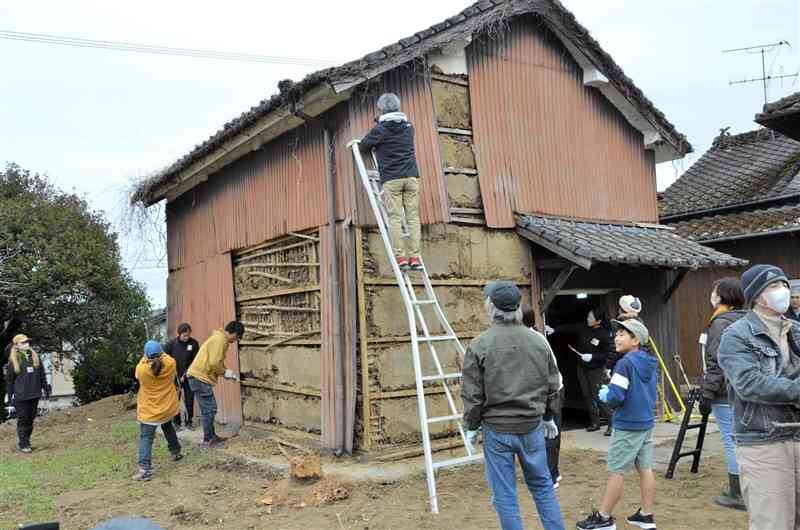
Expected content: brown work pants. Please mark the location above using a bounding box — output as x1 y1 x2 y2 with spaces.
737 439 800 529
382 177 420 258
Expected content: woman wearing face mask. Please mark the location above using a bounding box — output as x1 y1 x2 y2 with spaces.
576 307 613 432
698 278 746 510
718 265 800 530
3 334 49 453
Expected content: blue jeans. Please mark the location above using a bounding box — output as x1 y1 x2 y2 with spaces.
138 421 181 470
483 426 566 530
188 377 217 441
712 403 739 475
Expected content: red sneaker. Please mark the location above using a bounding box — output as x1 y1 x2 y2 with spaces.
396 256 409 270
408 256 423 270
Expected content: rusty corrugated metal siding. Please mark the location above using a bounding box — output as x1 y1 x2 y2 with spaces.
166 121 328 271
166 252 242 426
468 18 658 228
346 63 449 226
674 233 799 378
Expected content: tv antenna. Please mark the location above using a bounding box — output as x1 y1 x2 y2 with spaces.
723 41 798 104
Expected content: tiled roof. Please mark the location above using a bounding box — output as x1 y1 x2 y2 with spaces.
134 0 691 204
668 203 800 243
757 91 800 121
659 128 800 219
516 215 747 269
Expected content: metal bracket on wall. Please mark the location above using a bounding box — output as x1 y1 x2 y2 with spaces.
541 265 578 314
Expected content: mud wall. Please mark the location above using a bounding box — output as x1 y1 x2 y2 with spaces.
358 224 531 447
234 231 324 433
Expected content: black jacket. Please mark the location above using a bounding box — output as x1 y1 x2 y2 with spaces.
581 325 613 370
360 118 420 183
5 353 47 402
787 308 800 324
163 337 200 378
702 309 746 402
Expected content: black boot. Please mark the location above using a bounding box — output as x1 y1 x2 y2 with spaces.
714 473 746 511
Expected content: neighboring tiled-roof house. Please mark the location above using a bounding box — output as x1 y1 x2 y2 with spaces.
661 106 800 379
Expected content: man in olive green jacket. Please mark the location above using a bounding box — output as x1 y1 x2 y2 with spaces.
187 321 244 447
462 281 564 530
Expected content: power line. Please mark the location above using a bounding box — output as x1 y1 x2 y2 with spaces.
0 30 335 67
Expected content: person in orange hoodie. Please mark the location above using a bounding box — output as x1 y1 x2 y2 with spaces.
133 340 183 481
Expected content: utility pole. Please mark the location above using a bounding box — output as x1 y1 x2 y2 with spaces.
723 41 798 105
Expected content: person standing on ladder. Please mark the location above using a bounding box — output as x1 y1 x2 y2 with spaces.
697 277 746 511
462 281 564 530
718 265 800 530
359 93 422 271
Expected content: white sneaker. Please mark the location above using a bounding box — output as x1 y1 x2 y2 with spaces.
553 481 560 490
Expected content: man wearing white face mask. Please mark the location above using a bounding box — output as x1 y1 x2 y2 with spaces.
718 264 800 530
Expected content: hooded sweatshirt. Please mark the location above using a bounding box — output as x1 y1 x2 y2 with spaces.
605 349 658 431
360 112 420 183
135 354 179 424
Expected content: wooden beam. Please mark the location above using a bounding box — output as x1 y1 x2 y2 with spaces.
450 216 486 225
236 285 320 303
237 262 320 268
240 305 319 313
662 269 689 303
248 271 293 283
366 332 481 344
364 278 527 287
541 265 578 314
288 231 320 242
374 387 448 400
443 167 478 175
430 73 470 86
530 253 545 332
437 126 473 136
449 207 484 215
262 329 321 351
236 240 313 262
516 227 593 270
241 380 321 398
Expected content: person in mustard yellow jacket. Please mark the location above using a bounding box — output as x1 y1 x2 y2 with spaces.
133 340 183 481
187 321 245 447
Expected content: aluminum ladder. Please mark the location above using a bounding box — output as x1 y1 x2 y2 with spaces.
349 140 483 514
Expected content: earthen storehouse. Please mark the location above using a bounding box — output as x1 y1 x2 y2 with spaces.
134 0 745 453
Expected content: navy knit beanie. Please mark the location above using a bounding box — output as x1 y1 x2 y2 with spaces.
741 264 789 307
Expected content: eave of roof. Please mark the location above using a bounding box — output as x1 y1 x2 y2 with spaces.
133 0 691 206
667 203 800 244
516 214 748 270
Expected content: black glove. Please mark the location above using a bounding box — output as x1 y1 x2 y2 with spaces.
43 384 52 399
698 397 713 417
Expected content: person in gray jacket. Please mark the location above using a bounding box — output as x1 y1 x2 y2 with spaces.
462 281 564 530
698 277 746 510
718 264 800 530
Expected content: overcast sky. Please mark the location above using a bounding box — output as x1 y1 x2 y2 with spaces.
2 0 798 308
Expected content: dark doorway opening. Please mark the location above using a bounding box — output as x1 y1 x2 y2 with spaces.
545 291 617 431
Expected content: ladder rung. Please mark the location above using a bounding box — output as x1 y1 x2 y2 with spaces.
367 170 380 179
427 414 461 424
417 335 456 343
432 454 484 470
412 300 436 305
685 423 704 430
421 372 462 382
678 450 701 458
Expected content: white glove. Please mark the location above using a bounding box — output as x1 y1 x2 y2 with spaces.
465 429 480 451
544 325 555 336
542 419 559 440
223 369 238 380
604 369 611 379
579 353 593 363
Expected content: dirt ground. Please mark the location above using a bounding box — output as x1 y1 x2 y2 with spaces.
0 396 749 530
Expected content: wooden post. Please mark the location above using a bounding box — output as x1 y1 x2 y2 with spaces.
324 127 346 453
355 225 372 449
529 249 545 331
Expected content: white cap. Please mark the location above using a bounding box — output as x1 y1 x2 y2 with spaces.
619 294 642 315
